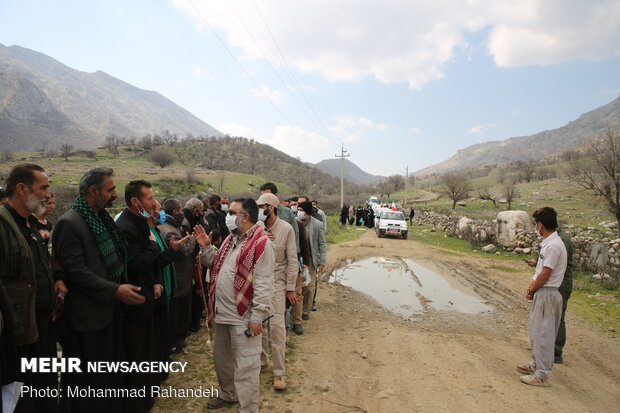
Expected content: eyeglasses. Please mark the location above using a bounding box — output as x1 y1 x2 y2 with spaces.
228 210 248 216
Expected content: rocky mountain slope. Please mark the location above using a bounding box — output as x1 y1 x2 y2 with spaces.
315 158 384 185
0 44 222 151
416 94 620 176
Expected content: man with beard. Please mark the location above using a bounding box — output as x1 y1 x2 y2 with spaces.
256 193 297 390
259 183 300 254
206 198 274 412
33 192 55 246
115 180 164 413
0 163 62 413
158 198 216 353
52 168 145 413
205 194 230 240
296 201 327 322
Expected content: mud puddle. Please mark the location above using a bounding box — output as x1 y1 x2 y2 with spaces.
329 256 493 318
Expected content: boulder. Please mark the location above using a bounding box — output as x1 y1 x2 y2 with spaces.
590 242 609 270
458 216 474 233
496 211 534 249
457 201 467 207
482 244 497 254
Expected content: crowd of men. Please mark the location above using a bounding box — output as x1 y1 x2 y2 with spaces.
0 164 327 413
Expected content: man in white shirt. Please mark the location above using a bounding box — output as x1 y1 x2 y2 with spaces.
517 207 566 387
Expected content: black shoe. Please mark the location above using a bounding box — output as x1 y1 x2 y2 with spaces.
293 324 304 335
302 314 310 321
207 396 237 409
554 355 563 364
311 304 318 311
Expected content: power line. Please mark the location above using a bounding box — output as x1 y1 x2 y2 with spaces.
226 0 331 142
187 0 296 128
250 0 336 144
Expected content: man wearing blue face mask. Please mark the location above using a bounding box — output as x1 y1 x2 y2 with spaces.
116 180 172 412
147 199 189 370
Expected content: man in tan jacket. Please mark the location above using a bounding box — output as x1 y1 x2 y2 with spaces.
256 193 298 390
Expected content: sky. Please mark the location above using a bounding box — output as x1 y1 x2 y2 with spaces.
1 0 620 176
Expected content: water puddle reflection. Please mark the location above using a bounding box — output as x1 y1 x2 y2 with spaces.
329 257 493 317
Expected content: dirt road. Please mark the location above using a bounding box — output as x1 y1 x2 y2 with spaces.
154 230 619 413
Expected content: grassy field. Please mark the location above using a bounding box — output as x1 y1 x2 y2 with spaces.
411 224 536 261
570 271 620 333
325 215 368 245
0 148 291 204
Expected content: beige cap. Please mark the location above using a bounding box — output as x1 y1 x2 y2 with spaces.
256 192 280 207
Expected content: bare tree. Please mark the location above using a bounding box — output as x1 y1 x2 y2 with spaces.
60 143 74 161
104 135 120 157
85 151 98 162
162 129 178 145
478 186 499 208
150 149 175 168
517 160 536 183
185 169 198 185
217 171 226 192
1 151 14 163
502 176 519 209
139 135 153 151
566 129 620 234
36 140 48 155
442 173 471 209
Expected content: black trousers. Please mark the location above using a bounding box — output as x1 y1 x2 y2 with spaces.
60 307 124 413
15 310 59 413
123 316 158 413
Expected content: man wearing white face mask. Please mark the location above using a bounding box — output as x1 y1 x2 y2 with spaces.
517 207 566 387
207 197 274 412
296 201 327 321
256 193 297 390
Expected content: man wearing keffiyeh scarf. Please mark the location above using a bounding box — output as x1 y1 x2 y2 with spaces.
206 197 274 413
52 168 145 413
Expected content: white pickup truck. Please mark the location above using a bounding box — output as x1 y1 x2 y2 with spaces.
375 210 408 239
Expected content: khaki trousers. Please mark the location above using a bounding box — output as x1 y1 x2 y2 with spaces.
261 289 287 376
213 323 262 413
293 274 303 325
302 267 316 316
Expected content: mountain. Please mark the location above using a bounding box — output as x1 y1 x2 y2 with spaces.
0 44 222 151
416 94 620 176
315 158 384 185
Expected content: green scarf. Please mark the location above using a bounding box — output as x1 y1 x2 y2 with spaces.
149 226 176 305
72 195 128 282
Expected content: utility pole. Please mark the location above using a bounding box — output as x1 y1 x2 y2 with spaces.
404 165 408 208
335 144 350 209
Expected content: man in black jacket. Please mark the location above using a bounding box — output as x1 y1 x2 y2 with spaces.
52 167 145 413
115 180 164 413
0 164 61 413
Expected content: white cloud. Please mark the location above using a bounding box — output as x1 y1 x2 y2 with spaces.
216 122 329 162
217 122 262 139
192 66 214 80
410 127 422 134
327 114 388 143
250 85 286 105
172 0 620 89
269 125 330 161
468 124 487 135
